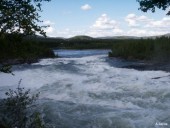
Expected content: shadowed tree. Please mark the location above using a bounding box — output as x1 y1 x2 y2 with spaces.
0 0 53 73
137 0 170 15
0 1 53 126
0 0 51 38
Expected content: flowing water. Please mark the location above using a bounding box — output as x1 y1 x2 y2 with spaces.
0 49 170 128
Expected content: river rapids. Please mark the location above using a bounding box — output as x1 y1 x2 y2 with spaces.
0 50 170 128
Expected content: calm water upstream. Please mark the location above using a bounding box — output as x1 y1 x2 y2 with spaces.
0 49 170 128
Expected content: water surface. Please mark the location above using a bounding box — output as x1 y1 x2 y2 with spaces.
0 49 170 128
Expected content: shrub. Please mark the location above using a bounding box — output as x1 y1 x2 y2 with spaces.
0 80 45 128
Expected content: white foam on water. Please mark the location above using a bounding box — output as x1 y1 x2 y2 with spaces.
1 53 170 127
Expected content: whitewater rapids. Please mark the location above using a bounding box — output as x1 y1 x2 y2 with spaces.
0 50 170 128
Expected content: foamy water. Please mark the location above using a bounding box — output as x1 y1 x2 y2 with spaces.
0 50 170 128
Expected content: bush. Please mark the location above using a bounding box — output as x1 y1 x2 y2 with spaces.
0 80 45 128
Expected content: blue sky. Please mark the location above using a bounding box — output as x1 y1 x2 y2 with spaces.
40 0 170 37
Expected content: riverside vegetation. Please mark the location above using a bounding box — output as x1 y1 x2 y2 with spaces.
0 36 55 65
0 80 45 128
109 37 170 63
25 35 170 64
1 35 170 65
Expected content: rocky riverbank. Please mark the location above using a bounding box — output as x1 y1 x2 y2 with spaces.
122 61 170 72
0 58 39 65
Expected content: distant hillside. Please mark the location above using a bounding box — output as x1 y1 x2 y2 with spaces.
22 33 170 50
96 36 140 40
163 33 170 37
96 34 170 40
69 35 94 40
25 33 170 41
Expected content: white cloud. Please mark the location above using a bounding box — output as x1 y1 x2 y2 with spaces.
45 26 55 34
81 4 92 11
87 29 123 37
44 14 170 38
124 13 170 36
54 28 87 38
89 13 170 37
87 14 123 37
42 20 56 37
125 13 152 27
138 15 149 21
127 29 147 36
92 14 118 30
125 14 139 27
127 28 168 37
145 17 170 30
43 20 55 25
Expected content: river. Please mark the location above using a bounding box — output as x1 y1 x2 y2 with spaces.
0 49 170 128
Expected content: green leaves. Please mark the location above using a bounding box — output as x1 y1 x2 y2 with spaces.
137 0 170 15
0 80 44 128
0 0 51 37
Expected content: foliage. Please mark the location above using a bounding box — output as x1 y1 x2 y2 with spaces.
30 36 122 49
0 0 51 38
109 37 170 62
0 65 13 74
137 0 170 15
0 0 53 73
0 80 45 128
0 37 55 65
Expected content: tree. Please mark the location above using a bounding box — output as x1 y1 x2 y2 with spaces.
0 0 51 38
137 0 170 15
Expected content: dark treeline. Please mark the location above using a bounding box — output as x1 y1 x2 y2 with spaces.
109 37 170 63
62 38 116 49
26 35 123 49
21 35 170 64
0 36 55 65
27 35 170 59
1 34 170 65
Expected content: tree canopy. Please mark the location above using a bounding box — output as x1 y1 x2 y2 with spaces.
137 0 170 15
0 0 51 37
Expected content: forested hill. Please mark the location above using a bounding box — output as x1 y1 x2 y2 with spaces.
23 34 170 50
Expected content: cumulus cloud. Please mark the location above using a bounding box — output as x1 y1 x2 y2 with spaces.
92 14 118 30
87 14 123 37
89 13 170 37
125 13 152 27
124 13 170 36
44 14 170 38
81 4 92 11
145 17 170 30
125 14 139 27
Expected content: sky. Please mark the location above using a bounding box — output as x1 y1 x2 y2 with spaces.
40 0 170 38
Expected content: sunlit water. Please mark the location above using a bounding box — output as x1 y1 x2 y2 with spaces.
0 50 170 128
